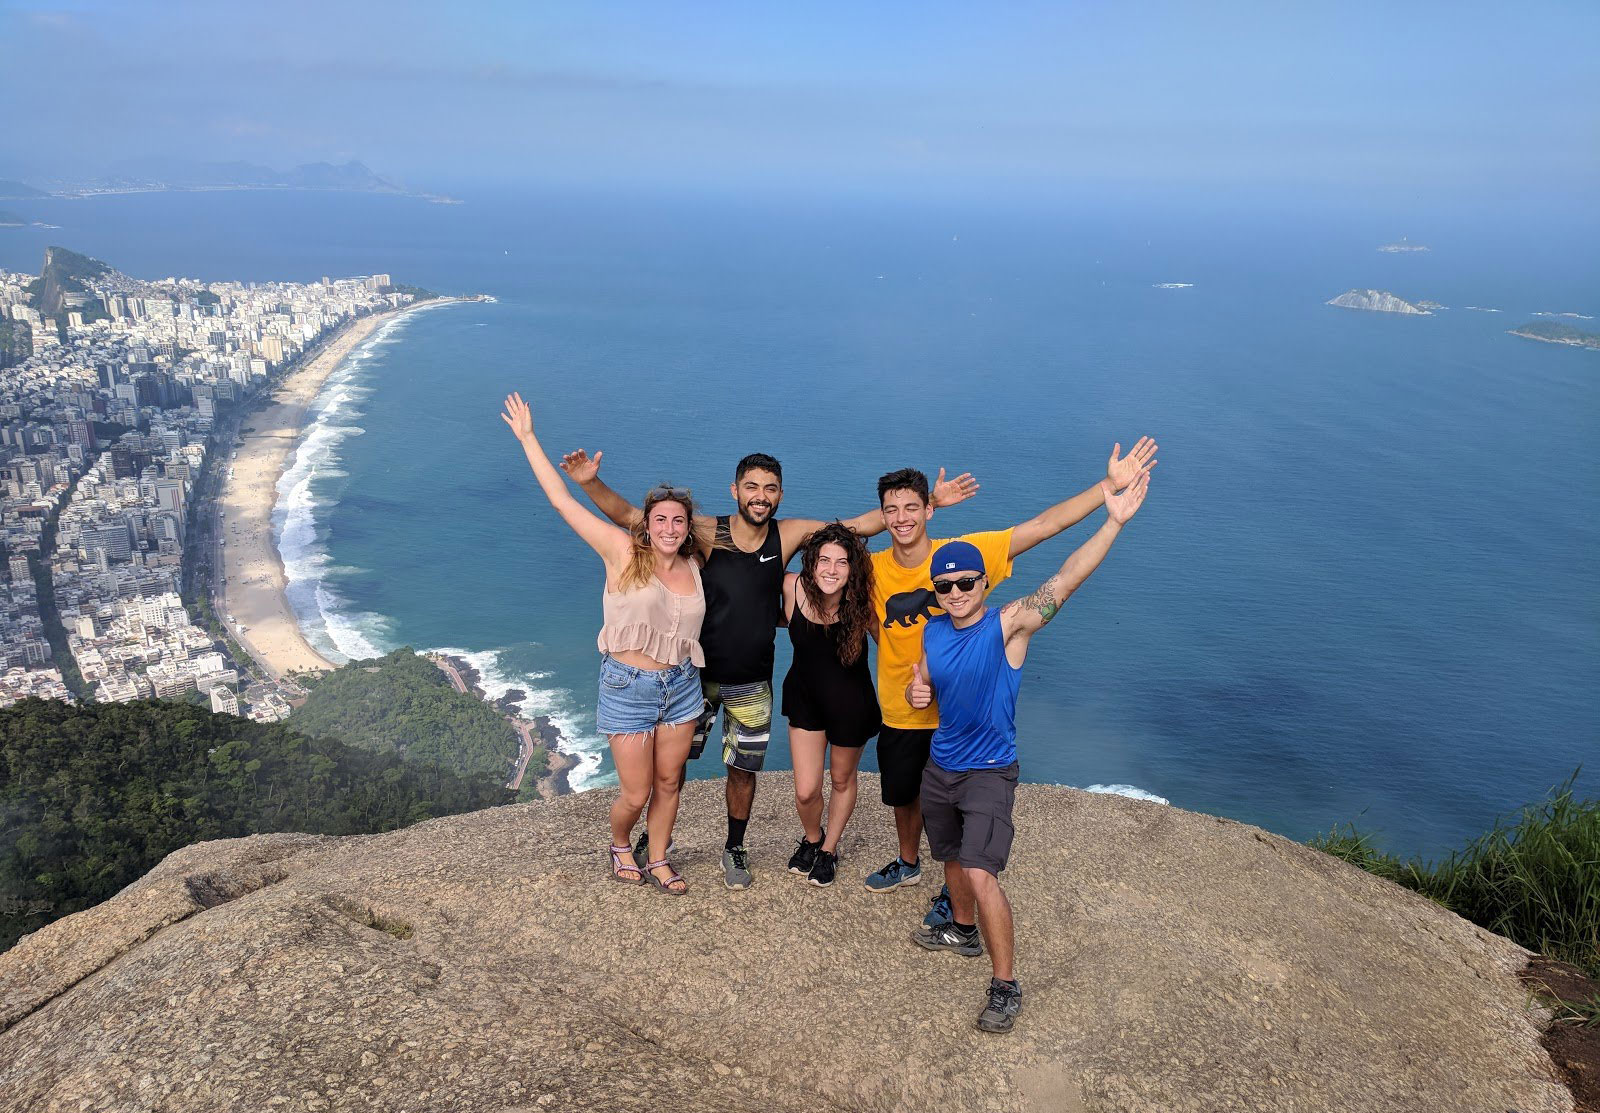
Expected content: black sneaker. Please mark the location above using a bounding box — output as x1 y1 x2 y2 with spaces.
976 978 1023 1033
787 835 821 875
910 921 983 957
807 849 837 887
633 829 677 865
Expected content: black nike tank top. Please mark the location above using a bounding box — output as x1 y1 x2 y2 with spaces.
700 515 785 683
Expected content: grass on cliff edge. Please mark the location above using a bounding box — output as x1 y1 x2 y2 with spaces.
1311 772 1599 978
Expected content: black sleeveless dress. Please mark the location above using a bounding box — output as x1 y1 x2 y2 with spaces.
781 605 882 747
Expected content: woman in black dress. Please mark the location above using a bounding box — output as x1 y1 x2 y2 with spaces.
781 522 881 886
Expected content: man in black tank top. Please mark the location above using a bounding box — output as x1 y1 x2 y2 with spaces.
563 448 976 888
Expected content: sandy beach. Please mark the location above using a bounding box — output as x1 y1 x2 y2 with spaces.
216 299 458 682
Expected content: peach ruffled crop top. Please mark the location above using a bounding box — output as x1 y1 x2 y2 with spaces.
596 562 706 667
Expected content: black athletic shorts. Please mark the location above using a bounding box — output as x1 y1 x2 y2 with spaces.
921 760 1020 876
877 726 934 807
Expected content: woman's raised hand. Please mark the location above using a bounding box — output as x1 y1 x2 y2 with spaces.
501 392 535 440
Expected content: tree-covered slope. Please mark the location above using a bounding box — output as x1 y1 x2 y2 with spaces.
290 648 521 780
0 698 511 950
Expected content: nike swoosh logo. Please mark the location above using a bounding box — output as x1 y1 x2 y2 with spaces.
759 555 778 562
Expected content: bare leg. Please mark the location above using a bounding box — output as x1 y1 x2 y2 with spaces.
821 744 863 854
893 799 924 865
726 766 757 824
944 859 976 924
644 720 695 891
965 866 1015 982
789 727 828 843
607 731 654 873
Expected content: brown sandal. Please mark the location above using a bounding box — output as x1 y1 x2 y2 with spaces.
645 858 688 895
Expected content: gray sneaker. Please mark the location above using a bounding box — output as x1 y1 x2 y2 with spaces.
721 845 752 889
911 921 983 956
976 979 1023 1033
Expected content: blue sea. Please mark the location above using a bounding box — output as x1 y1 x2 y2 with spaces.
2 186 1595 860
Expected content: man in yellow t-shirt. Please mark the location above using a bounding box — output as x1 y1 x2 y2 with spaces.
863 439 1158 903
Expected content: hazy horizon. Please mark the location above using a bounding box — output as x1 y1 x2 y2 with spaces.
2 1 1596 206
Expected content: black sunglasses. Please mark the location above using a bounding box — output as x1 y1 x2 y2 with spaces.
932 575 984 594
648 484 692 501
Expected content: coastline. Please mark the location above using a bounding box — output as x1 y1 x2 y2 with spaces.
427 652 581 798
214 298 463 683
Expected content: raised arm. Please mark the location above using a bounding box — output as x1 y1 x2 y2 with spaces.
779 467 980 559
561 448 719 554
1008 438 1156 558
558 448 641 528
501 394 631 564
1000 470 1150 652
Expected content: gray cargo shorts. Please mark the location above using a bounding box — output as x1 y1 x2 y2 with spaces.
920 760 1020 876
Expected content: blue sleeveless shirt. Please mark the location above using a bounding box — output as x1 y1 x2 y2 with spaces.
924 608 1022 771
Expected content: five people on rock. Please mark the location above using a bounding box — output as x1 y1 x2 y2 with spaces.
503 390 1156 1032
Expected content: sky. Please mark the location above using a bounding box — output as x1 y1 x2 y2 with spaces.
2 0 1597 201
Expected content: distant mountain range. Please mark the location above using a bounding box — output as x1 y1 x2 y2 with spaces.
0 161 457 204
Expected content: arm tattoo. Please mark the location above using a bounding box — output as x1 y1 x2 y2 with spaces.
1024 579 1061 624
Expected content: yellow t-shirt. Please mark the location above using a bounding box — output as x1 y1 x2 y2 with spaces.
870 529 1014 729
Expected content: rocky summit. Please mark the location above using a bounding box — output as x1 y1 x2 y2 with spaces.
0 776 1575 1112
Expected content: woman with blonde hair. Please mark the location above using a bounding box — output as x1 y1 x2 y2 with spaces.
502 391 704 894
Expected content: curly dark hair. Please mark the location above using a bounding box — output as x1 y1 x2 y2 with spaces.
798 522 875 667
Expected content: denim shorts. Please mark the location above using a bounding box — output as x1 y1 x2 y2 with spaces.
595 655 702 736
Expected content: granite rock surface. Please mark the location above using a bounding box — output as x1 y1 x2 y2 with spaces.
0 775 1573 1112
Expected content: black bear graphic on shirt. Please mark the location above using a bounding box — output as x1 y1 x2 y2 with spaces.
883 588 941 628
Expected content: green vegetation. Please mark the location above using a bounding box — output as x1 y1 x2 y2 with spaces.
1511 321 1600 350
43 246 110 282
290 647 534 780
0 698 511 950
388 284 439 301
0 318 28 369
37 246 112 321
1311 773 1599 976
27 511 89 701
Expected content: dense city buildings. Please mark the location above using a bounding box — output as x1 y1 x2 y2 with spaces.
0 249 414 715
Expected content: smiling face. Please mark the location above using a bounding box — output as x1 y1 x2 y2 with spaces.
809 541 850 598
646 499 691 557
933 569 987 622
732 467 782 528
880 487 933 548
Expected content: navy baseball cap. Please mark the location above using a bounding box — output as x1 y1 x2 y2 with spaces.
930 540 985 579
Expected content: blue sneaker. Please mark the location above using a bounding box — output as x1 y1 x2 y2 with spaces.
922 883 953 928
864 856 922 893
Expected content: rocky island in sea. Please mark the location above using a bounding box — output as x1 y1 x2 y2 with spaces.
1326 288 1433 315
1509 320 1600 351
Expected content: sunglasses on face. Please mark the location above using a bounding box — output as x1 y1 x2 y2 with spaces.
932 576 984 594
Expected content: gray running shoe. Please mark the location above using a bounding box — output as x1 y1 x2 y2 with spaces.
911 921 983 957
722 845 752 889
976 979 1023 1033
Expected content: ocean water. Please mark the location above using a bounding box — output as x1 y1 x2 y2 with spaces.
1 187 1595 859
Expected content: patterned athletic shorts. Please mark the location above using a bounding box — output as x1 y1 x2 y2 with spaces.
689 678 773 772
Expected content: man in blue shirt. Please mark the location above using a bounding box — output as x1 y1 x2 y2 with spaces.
904 466 1151 1034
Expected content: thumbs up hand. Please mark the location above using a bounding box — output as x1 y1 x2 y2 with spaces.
907 661 933 709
